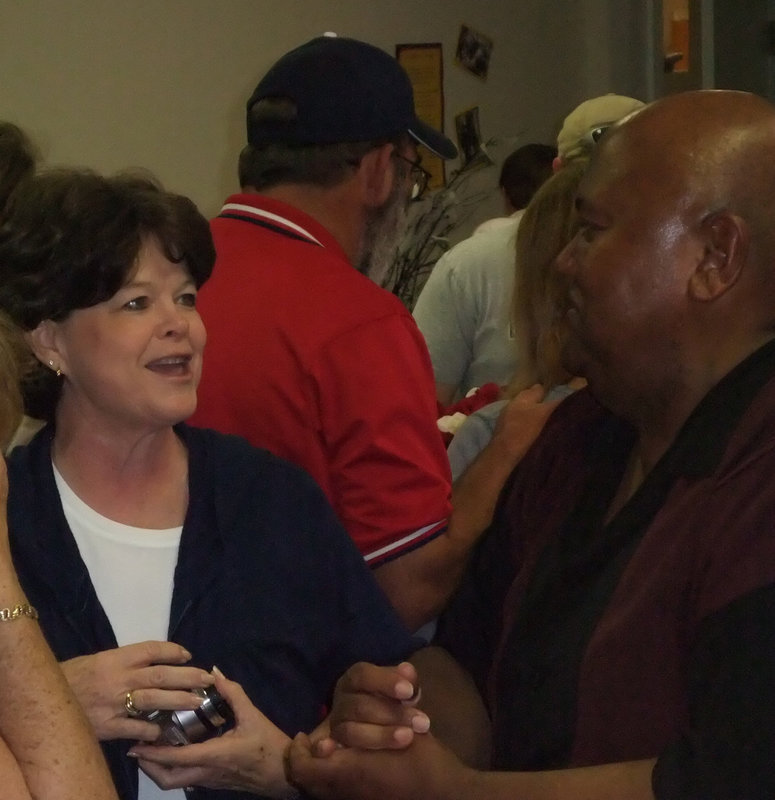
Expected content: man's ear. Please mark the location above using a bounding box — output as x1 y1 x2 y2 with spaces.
689 211 749 302
25 320 64 374
357 143 396 208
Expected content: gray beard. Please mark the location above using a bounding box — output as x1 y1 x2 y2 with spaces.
356 182 409 287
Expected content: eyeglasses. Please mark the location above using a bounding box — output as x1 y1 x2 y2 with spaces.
394 152 432 201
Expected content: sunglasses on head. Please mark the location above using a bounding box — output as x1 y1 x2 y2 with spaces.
582 124 612 148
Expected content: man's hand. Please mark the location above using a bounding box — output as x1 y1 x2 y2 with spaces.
289 730 476 800
129 668 295 798
314 661 430 755
315 648 490 770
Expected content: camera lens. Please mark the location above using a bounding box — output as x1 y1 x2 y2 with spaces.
172 686 233 744
145 686 234 746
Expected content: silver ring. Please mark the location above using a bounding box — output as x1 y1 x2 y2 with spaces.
124 690 142 718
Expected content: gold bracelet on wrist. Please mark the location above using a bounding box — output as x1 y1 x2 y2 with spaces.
0 603 38 622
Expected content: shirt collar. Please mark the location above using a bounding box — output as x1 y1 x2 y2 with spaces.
662 338 775 478
220 192 350 262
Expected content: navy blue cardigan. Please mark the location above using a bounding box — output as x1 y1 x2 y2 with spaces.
8 424 416 800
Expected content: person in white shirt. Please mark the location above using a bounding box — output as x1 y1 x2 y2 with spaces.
413 143 556 405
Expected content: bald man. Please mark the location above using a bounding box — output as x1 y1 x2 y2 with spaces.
286 90 775 799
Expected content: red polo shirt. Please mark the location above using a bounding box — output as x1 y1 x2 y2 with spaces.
190 194 451 566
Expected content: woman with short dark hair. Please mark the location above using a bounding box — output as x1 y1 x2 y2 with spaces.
0 169 418 800
0 122 36 215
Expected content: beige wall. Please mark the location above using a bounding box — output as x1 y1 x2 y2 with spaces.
0 0 653 226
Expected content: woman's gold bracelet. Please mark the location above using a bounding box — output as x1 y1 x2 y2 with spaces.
0 603 38 621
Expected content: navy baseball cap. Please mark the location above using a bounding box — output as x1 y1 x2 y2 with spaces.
246 34 458 160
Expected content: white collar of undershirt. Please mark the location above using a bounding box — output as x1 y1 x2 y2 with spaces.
52 462 182 540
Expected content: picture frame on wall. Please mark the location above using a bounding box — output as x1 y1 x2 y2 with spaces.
454 106 488 168
396 42 447 189
454 24 493 80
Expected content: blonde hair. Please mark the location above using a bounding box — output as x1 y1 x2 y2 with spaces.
508 159 588 395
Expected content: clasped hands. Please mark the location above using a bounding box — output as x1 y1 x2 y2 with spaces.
127 658 448 799
288 660 471 800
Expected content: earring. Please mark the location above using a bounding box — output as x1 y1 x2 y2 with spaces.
48 360 62 378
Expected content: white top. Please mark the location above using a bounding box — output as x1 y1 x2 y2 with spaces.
412 210 523 400
54 465 186 800
473 212 522 236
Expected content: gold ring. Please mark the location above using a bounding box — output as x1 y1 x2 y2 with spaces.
124 690 142 718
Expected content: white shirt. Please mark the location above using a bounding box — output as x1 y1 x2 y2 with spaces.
413 210 523 399
54 465 186 800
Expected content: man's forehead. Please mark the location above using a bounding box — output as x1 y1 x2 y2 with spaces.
575 148 629 207
582 123 669 199
577 164 667 233
576 91 775 225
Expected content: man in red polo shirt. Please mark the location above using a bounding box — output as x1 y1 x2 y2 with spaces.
191 35 514 630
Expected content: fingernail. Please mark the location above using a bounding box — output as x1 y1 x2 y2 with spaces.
393 727 414 746
395 679 414 700
411 712 430 733
127 750 138 758
181 648 192 659
212 664 225 678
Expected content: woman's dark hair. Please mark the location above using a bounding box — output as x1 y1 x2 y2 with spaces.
0 122 37 215
0 168 216 419
0 168 215 328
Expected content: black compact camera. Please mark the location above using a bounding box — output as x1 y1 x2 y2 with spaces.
141 686 234 746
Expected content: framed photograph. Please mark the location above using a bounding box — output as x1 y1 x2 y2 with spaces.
396 42 446 189
454 106 487 168
455 24 493 80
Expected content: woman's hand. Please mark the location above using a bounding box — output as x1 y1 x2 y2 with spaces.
129 668 295 797
492 384 560 462
61 641 214 741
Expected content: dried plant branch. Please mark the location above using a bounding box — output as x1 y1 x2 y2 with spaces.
384 134 522 309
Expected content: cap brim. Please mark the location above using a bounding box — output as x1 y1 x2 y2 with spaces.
408 119 458 160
